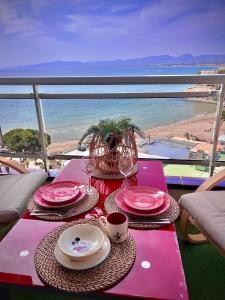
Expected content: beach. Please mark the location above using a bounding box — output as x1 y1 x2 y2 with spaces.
145 113 218 141
47 113 223 155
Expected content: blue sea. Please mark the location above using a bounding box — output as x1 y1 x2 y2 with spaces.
0 65 217 142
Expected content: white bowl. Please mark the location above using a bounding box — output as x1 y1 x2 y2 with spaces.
55 236 111 270
58 224 105 260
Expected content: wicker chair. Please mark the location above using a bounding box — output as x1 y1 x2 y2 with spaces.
0 157 47 224
179 168 225 257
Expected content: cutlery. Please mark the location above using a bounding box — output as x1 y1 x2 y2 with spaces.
128 220 170 225
128 217 170 225
30 212 64 217
128 216 169 221
30 208 76 217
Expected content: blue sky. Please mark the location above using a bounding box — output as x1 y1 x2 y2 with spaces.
0 0 225 67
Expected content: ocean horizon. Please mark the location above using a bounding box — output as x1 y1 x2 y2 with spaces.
0 65 217 143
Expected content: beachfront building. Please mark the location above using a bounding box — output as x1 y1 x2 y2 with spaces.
188 142 222 160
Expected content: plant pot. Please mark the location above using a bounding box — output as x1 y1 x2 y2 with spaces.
90 132 138 174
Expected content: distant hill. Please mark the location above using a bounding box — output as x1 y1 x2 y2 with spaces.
2 54 225 70
123 54 225 65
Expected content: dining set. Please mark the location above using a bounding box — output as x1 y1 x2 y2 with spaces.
0 159 189 299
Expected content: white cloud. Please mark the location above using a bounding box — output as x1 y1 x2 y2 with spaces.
0 0 224 67
0 1 43 36
62 0 225 56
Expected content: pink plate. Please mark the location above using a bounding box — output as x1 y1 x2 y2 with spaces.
115 186 170 216
41 186 80 204
34 181 86 208
124 192 164 211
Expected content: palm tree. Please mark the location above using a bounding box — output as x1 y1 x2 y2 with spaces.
77 117 145 151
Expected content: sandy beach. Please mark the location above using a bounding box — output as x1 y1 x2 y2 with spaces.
47 140 78 154
47 113 224 154
144 113 219 141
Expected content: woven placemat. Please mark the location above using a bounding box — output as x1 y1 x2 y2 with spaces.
104 190 180 229
93 164 138 180
34 218 136 293
27 188 99 221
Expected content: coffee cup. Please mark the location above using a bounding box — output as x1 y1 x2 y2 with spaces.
99 212 128 243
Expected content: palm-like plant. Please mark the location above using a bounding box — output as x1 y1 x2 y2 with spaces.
77 117 145 151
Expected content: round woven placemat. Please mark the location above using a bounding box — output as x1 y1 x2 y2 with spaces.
34 218 136 293
93 164 138 180
27 188 99 221
104 190 180 229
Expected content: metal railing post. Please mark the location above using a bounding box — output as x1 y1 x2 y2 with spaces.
0 126 4 148
32 85 48 171
209 84 225 176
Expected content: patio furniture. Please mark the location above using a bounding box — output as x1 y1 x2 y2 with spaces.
0 157 48 224
180 168 225 257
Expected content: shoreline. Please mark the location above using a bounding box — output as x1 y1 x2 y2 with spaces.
144 113 217 141
47 113 222 154
183 86 217 104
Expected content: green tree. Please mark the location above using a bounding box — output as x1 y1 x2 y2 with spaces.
221 111 225 127
217 69 225 74
3 128 51 154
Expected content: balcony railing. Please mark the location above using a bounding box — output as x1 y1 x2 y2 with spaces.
0 74 225 175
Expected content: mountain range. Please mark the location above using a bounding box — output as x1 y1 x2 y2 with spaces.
2 54 225 70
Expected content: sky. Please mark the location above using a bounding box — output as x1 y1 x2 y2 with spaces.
0 0 225 67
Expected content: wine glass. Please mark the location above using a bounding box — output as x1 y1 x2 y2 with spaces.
81 157 96 194
118 151 134 189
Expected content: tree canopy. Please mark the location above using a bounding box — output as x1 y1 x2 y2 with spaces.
3 128 51 153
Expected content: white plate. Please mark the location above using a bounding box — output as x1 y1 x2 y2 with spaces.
54 236 111 270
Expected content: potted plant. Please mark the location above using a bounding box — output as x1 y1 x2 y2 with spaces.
77 117 145 174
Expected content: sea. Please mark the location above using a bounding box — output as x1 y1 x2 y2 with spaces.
0 65 217 143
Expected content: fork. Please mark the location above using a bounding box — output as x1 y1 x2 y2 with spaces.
30 211 64 217
31 206 76 217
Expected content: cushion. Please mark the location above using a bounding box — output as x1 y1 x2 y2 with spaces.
180 191 225 252
0 171 48 224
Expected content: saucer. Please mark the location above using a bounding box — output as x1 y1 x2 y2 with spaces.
54 236 111 270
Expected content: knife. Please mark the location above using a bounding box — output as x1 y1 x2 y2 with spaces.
128 219 170 224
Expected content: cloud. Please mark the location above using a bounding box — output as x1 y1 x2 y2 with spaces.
29 0 50 15
0 1 43 36
63 0 225 56
0 0 225 67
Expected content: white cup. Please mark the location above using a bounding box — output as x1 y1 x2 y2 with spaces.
99 212 128 243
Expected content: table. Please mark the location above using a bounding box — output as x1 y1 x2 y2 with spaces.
0 160 189 299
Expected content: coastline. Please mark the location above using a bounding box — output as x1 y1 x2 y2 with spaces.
47 113 222 155
183 86 217 104
144 113 217 141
